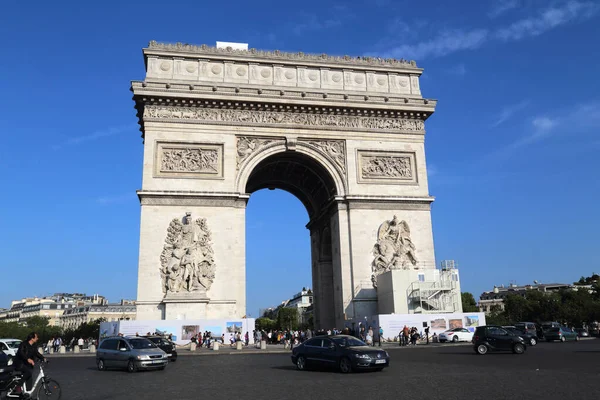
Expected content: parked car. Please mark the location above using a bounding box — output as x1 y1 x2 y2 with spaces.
96 336 168 372
145 336 177 361
503 326 538 346
541 321 561 332
514 322 543 339
574 328 589 338
473 326 527 355
545 327 579 342
291 335 389 373
0 339 21 358
439 328 474 343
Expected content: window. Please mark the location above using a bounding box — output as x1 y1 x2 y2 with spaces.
304 338 321 347
0 343 7 351
452 273 458 282
418 274 425 282
99 339 118 350
118 340 129 350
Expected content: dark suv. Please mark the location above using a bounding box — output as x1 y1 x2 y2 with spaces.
145 336 177 361
473 326 527 355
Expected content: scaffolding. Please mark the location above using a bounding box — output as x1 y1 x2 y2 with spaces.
406 262 460 314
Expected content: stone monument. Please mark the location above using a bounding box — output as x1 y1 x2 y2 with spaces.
131 41 438 328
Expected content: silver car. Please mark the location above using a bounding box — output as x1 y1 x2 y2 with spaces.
96 336 168 372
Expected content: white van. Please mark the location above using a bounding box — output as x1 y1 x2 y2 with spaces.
0 339 22 357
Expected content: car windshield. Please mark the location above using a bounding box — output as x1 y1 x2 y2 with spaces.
128 338 157 349
6 341 21 349
331 337 367 347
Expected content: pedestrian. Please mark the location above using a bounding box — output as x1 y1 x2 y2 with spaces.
425 326 430 345
378 326 384 347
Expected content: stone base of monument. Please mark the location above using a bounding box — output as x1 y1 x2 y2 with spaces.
89 344 96 354
190 342 197 351
260 340 267 350
74 345 80 353
236 341 243 350
59 346 66 354
213 342 219 351
162 292 210 320
38 347 44 355
48 348 54 354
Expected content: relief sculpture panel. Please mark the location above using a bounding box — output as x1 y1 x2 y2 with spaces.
236 136 280 170
371 216 418 287
303 139 346 174
155 142 223 179
160 213 216 296
357 150 417 184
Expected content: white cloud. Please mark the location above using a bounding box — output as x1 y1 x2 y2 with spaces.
532 116 558 131
491 100 530 127
52 123 137 150
381 29 489 60
495 1 599 41
489 0 520 18
374 1 599 60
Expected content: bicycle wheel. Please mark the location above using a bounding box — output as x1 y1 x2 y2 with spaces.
37 379 62 400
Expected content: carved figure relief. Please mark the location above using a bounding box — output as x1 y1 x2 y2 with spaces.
358 151 417 184
304 140 346 174
371 216 418 287
145 106 425 133
236 136 277 170
160 213 216 295
161 148 219 173
362 155 412 179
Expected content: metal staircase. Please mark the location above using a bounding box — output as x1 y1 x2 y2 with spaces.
406 278 458 313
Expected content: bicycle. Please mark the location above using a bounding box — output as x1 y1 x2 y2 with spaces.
4 360 61 399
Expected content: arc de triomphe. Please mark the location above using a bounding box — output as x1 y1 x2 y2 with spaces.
132 41 437 329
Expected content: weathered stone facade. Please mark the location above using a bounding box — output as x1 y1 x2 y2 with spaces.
132 42 437 328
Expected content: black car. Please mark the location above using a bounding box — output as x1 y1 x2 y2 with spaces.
145 336 177 361
473 326 527 355
503 326 538 346
291 335 389 373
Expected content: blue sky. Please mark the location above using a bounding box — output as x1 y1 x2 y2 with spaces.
1 0 599 317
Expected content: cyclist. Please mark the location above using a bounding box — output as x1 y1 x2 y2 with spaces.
14 332 46 393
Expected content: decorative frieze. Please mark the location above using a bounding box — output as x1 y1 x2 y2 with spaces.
357 150 417 184
155 141 223 179
236 136 281 170
144 106 425 134
303 140 346 174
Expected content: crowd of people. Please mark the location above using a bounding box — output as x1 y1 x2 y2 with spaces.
43 336 96 353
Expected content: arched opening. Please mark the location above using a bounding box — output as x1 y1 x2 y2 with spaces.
244 151 339 330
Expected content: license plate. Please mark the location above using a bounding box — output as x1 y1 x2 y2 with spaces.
167 354 172 356
375 359 386 364
153 360 164 364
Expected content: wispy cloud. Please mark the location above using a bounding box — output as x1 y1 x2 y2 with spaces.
381 29 489 59
446 63 467 76
52 123 137 150
491 100 530 127
495 1 599 41
291 7 353 36
488 0 520 18
96 193 136 205
376 1 599 60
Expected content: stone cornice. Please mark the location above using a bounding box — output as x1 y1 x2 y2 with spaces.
131 81 436 113
137 190 249 207
147 41 419 71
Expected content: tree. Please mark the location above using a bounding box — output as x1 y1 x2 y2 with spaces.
461 292 479 312
255 317 276 331
276 308 299 331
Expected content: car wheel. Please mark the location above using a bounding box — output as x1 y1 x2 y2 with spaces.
296 355 306 371
339 357 353 373
513 343 525 354
476 344 488 355
530 338 537 346
127 360 137 373
560 336 566 342
97 359 105 371
452 336 459 343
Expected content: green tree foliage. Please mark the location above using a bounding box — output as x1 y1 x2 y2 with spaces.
276 308 299 331
255 317 276 331
461 292 479 312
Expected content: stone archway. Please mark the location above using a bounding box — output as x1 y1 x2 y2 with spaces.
132 41 439 329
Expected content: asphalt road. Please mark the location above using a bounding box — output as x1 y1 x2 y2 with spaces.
42 339 599 400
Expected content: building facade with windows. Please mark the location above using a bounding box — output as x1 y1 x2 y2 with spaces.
60 302 137 330
478 282 575 314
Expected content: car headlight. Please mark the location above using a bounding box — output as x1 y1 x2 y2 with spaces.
354 354 370 359
136 355 151 360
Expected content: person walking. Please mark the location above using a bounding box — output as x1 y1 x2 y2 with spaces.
425 326 430 345
378 327 384 347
